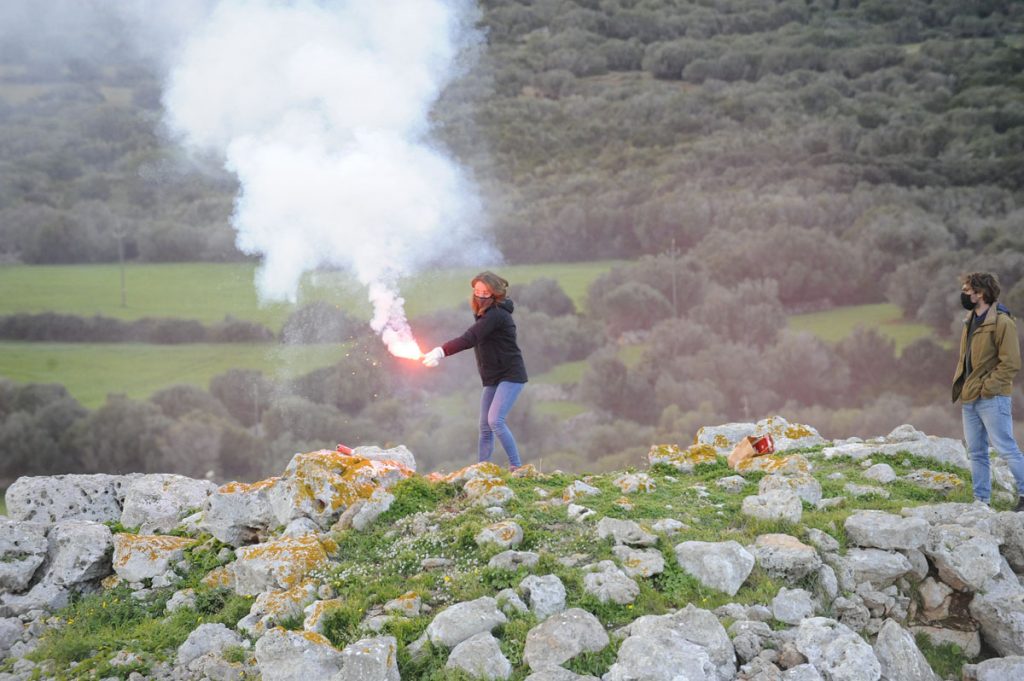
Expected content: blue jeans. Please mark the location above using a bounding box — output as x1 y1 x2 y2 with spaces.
479 381 524 468
963 395 1024 502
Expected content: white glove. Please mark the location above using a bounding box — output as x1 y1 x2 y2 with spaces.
422 346 444 367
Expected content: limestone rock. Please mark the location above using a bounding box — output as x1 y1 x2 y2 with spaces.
750 534 821 582
177 623 243 667
675 540 754 596
112 533 193 583
5 474 135 524
772 587 817 625
230 535 331 596
426 597 507 648
596 517 657 547
923 524 1003 591
618 605 735 681
795 617 881 681
967 656 1024 681
612 472 655 494
335 635 400 681
822 426 967 468
844 511 929 551
351 444 417 471
254 628 344 681
475 521 524 550
969 586 1024 656
863 464 896 484
445 632 511 680
759 473 822 506
465 478 515 507
562 480 600 503
523 608 609 670
612 545 665 578
582 560 639 604
520 574 566 621
842 548 913 588
488 550 539 570
648 443 718 473
200 478 277 547
42 519 113 587
872 619 939 681
741 489 802 524
0 520 48 592
120 474 216 534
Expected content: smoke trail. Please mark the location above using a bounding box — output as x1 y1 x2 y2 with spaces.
162 0 494 354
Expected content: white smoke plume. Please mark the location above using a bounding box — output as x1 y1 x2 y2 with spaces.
161 0 495 356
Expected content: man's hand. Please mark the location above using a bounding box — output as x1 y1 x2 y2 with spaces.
422 347 444 367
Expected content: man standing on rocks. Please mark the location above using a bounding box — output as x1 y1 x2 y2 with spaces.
952 272 1024 511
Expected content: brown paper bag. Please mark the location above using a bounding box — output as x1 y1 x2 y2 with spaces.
727 436 757 470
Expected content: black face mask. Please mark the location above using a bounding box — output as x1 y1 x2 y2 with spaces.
961 292 976 311
475 296 493 305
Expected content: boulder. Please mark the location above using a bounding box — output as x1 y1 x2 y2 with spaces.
519 574 566 621
675 540 755 596
200 478 277 547
112 533 193 583
969 586 1024 656
0 520 48 592
741 489 802 524
750 534 821 582
772 587 816 625
759 473 822 506
465 478 515 507
967 656 1024 681
582 560 639 605
844 511 929 551
863 464 897 484
842 548 913 588
795 617 880 681
596 517 657 547
648 443 719 473
822 426 967 468
872 619 939 681
426 597 507 648
336 635 400 681
923 525 1003 591
619 605 735 681
42 519 113 586
237 581 318 637
177 623 243 667
475 521 524 549
254 628 344 681
523 608 609 670
488 550 539 571
351 444 417 471
120 474 216 534
230 535 331 596
5 474 135 524
612 545 665 578
445 632 511 680
612 472 655 494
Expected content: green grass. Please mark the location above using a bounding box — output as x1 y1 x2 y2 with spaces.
0 261 619 330
0 341 349 408
787 303 937 354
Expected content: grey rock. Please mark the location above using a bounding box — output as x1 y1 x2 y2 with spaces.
910 625 981 658
200 481 276 547
523 608 609 670
750 534 821 582
611 545 665 578
759 473 822 506
923 524 1002 591
582 561 639 605
43 520 113 587
166 588 197 614
445 632 511 680
872 619 939 681
863 464 896 484
496 588 528 615
804 529 840 554
816 564 839 603
619 605 735 681
335 635 400 681
567 504 596 522
969 656 1024 681
741 490 802 524
254 627 344 681
6 474 134 524
781 665 822 680
351 444 417 471
0 521 48 592
475 521 523 550
842 548 912 587
281 517 320 537
177 623 242 667
771 588 816 625
520 574 566 621
524 669 600 681
969 585 1024 656
843 483 890 499
488 550 540 571
120 474 216 534
844 511 928 551
426 597 507 648
675 540 755 596
596 517 657 547
0 580 70 617
0 617 23 657
716 476 748 494
795 617 880 681
989 511 1024 573
603 626 716 681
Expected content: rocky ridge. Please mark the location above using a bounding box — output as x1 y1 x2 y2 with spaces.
2 418 1024 680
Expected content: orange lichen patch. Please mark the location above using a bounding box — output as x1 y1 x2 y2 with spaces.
298 629 334 646
615 496 634 509
303 596 348 632
258 580 319 618
442 462 506 485
202 566 235 589
464 477 510 497
101 575 122 590
219 477 278 494
649 443 719 471
907 470 964 491
236 535 330 590
511 464 539 478
736 455 810 475
760 416 816 440
280 450 412 517
113 533 195 568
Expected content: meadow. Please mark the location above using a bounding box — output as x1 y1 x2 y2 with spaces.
0 263 937 409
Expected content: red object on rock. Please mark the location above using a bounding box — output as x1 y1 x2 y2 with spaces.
751 433 774 455
336 443 353 455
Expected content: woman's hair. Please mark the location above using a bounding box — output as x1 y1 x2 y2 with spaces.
962 272 1001 304
471 271 509 315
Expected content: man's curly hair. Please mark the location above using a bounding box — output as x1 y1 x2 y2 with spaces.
962 272 1001 305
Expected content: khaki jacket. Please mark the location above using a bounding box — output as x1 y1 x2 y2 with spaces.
952 305 1021 403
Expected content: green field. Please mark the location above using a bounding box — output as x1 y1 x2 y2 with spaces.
787 303 937 354
0 341 349 408
0 261 619 329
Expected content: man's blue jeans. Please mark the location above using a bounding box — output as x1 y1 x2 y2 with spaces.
479 381 524 468
963 394 1024 502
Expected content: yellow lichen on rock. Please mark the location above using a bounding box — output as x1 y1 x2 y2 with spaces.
113 533 195 568
648 442 719 472
736 455 810 475
202 566 235 589
235 535 330 590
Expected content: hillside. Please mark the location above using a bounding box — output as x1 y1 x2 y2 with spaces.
2 417 1023 680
